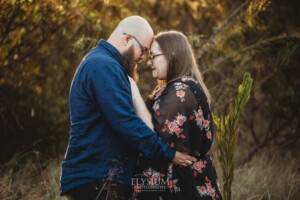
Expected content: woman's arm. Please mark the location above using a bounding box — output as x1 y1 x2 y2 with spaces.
129 76 154 130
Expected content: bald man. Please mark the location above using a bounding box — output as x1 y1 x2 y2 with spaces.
60 16 196 200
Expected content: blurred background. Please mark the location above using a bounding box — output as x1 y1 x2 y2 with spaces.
1 0 300 199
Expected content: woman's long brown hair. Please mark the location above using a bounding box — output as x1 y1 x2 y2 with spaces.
154 30 211 103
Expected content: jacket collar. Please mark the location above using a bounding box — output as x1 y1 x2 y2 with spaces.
97 39 123 65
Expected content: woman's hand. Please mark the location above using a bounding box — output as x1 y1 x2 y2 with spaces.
172 151 197 167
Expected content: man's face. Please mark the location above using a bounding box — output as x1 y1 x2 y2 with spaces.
127 33 150 63
122 33 153 81
123 32 152 62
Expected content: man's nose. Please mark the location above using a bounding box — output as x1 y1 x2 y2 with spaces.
135 55 143 64
140 54 147 62
147 59 152 67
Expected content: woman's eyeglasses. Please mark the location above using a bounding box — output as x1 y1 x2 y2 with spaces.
148 53 164 61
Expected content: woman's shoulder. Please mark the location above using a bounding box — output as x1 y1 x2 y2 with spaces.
149 77 199 100
168 76 199 90
160 77 200 102
169 76 198 84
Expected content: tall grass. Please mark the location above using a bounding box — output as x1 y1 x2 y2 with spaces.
0 151 66 200
232 151 300 200
0 150 299 199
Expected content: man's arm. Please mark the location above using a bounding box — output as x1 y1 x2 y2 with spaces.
91 64 196 165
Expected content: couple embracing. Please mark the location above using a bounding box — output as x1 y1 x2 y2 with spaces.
61 16 222 200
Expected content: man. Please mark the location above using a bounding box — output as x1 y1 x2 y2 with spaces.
61 16 196 200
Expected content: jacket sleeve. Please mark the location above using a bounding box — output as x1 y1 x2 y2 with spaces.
90 63 175 161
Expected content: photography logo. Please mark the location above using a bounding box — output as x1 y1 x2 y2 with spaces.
131 168 180 193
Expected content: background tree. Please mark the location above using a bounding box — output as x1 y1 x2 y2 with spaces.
196 0 300 164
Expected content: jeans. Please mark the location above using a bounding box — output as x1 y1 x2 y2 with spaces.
64 180 132 200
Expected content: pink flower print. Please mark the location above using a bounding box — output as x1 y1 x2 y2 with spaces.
198 108 203 116
195 108 203 123
206 183 212 190
205 176 209 182
206 130 212 140
167 179 178 189
134 184 143 193
194 171 197 177
196 114 202 122
162 125 167 133
198 186 207 196
209 188 216 198
200 186 206 193
167 121 178 134
193 160 206 172
176 90 185 98
153 102 160 113
190 115 195 120
176 114 186 126
183 83 189 89
170 142 174 148
174 127 181 135
155 110 161 116
168 164 173 173
203 119 210 128
179 134 186 139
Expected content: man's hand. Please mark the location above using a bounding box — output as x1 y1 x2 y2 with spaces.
172 151 197 167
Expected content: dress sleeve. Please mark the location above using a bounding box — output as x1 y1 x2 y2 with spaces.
152 82 199 154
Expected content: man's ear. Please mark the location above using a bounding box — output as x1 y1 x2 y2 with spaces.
123 34 133 47
119 33 133 54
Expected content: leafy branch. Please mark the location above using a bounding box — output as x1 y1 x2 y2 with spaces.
213 72 253 200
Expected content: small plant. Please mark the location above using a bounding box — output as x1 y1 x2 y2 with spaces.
214 72 253 200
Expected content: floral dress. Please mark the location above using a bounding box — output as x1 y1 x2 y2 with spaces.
132 77 222 200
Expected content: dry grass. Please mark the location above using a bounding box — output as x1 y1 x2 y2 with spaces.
0 150 299 200
0 151 67 200
231 152 300 200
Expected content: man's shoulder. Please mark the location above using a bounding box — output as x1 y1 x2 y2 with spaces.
86 49 121 67
81 49 123 76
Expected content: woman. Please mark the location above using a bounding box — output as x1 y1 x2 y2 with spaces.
130 31 222 200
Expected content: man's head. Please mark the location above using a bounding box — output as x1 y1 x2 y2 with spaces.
108 16 154 81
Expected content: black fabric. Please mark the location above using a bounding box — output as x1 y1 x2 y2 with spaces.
174 79 215 160
133 77 222 200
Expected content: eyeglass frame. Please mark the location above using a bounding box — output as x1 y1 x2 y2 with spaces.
123 32 149 56
148 53 164 61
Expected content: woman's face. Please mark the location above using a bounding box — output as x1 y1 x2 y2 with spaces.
147 40 168 80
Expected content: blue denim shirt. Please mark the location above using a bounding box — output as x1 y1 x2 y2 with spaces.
60 40 175 194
